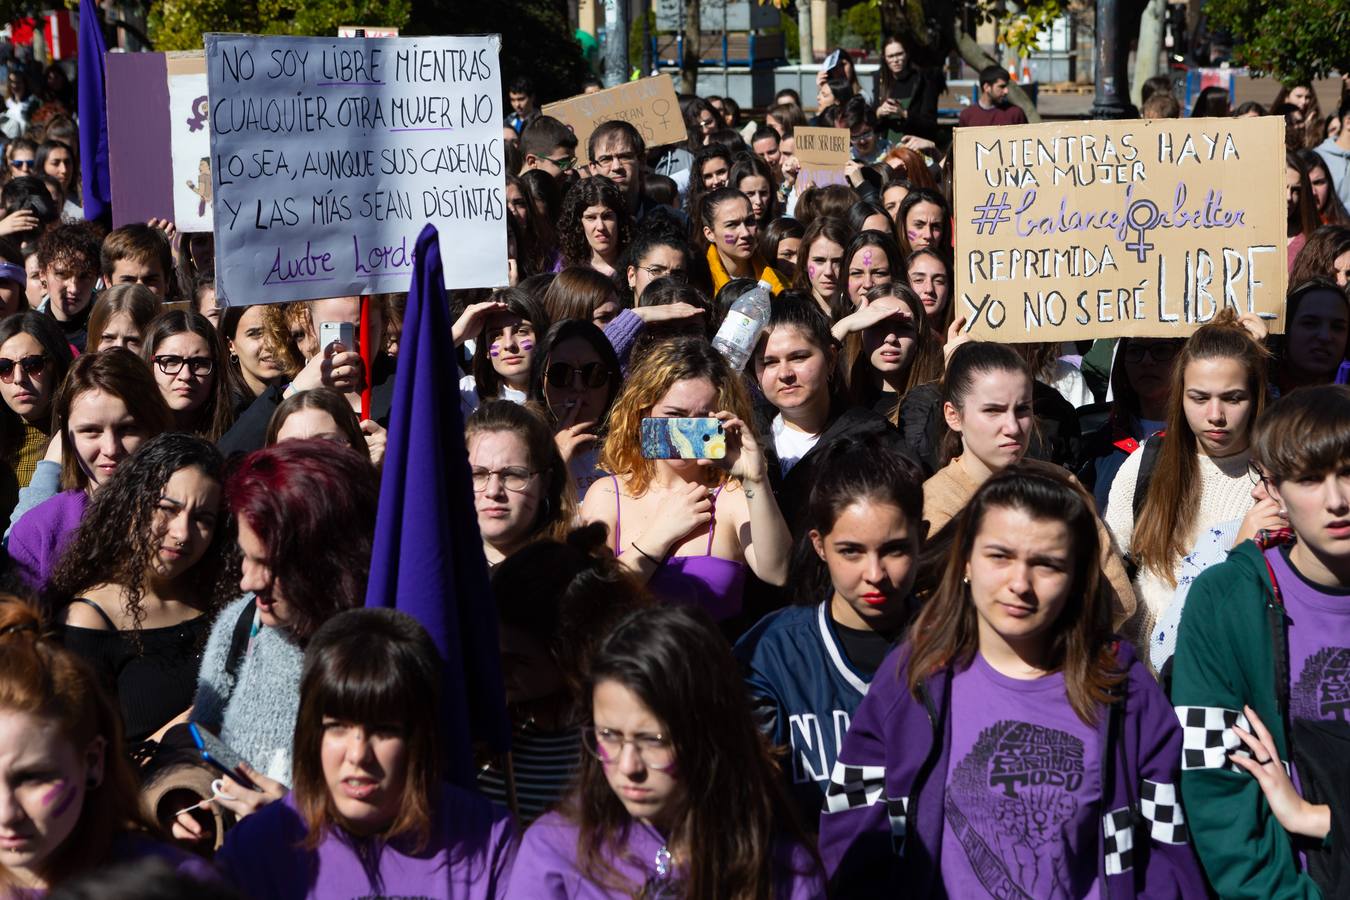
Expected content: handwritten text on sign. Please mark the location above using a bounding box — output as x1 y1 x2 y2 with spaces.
794 126 850 189
206 33 507 305
953 117 1286 341
542 75 683 166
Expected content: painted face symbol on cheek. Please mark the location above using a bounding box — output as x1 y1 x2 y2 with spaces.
43 780 77 818
489 344 501 358
724 232 737 245
519 339 534 352
907 229 920 241
808 264 817 280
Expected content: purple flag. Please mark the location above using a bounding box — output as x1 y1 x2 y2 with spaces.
365 224 510 785
77 0 111 222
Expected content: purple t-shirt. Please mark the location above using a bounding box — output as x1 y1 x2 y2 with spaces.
939 653 1102 899
216 786 516 899
506 811 825 899
1268 545 1350 724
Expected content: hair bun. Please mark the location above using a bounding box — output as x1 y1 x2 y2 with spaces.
0 597 43 643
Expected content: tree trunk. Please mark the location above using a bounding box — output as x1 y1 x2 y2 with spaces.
1130 0 1166 107
603 0 629 87
797 0 812 66
954 31 1042 123
680 0 700 94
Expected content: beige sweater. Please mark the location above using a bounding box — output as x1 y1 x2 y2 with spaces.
1105 446 1255 656
922 458 1138 630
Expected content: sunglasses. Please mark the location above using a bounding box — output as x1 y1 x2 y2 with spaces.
0 353 45 382
9 159 33 170
546 361 609 390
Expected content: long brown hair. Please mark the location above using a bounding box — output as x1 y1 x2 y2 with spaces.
1131 311 1270 583
292 608 441 852
568 606 822 898
843 283 938 425
143 309 241 441
905 463 1123 725
465 399 576 544
0 596 151 890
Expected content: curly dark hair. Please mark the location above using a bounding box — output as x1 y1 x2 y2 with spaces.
557 175 632 268
35 221 101 274
45 433 237 645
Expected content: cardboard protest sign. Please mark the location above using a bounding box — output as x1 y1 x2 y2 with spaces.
167 54 211 232
542 75 682 165
794 127 850 188
205 33 509 305
953 116 1286 342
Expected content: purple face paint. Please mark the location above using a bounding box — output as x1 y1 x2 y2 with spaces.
489 344 501 358
519 339 534 352
43 780 77 818
862 250 873 267
723 232 737 245
808 264 817 280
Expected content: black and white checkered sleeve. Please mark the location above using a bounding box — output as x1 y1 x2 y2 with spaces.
1140 779 1189 844
822 761 885 814
1175 705 1254 772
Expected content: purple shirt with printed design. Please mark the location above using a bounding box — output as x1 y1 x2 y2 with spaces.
939 653 1102 899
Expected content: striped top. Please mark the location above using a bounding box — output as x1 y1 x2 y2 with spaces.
477 720 580 824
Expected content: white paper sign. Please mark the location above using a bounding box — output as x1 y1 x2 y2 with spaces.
169 69 212 232
205 33 509 306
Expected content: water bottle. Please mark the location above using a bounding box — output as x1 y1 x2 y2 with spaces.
711 280 773 371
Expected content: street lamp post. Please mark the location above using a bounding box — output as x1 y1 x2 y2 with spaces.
1090 0 1134 118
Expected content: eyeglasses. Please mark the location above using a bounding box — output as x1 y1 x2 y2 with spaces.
850 130 876 145
9 159 33 170
582 727 677 771
546 361 610 390
0 353 44 382
1122 343 1180 364
593 151 637 169
470 466 537 493
542 154 577 171
637 264 686 281
152 355 214 377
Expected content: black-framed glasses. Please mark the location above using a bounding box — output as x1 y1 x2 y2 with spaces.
542 154 577 171
470 466 537 493
581 726 677 770
636 264 687 281
593 151 637 169
1123 343 1181 364
9 159 33 170
850 130 876 145
0 353 44 382
152 355 214 377
546 361 610 390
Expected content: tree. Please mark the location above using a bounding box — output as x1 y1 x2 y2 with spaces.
149 0 411 51
1205 0 1350 84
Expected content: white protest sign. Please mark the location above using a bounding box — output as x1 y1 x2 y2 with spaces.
167 55 211 232
206 33 508 305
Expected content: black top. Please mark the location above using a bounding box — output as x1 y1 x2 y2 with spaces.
60 600 213 744
834 619 898 675
43 302 90 354
871 65 944 141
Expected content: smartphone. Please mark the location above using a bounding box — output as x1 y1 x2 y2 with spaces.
319 321 357 353
188 723 259 791
822 49 842 75
639 417 726 460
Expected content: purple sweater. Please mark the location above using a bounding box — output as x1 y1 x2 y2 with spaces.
819 641 1207 899
506 811 826 899
216 787 516 899
6 489 87 593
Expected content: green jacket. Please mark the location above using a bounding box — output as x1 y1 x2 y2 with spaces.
1171 539 1322 899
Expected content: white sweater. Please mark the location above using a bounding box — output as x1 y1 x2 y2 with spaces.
1105 445 1255 657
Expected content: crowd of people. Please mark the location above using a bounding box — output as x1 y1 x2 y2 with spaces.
0 32 1348 900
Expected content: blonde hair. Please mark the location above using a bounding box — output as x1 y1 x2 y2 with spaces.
600 337 755 495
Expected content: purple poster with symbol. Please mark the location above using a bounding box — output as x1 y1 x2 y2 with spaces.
205 33 509 306
952 116 1288 342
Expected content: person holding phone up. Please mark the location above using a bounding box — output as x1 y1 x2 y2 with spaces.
580 336 791 624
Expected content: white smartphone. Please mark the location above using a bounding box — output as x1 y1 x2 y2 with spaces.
319 321 357 353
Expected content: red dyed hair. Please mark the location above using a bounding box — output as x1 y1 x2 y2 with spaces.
224 439 379 642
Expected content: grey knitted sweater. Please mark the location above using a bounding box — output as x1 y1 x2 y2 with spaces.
190 595 303 787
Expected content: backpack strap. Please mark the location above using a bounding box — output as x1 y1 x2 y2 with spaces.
224 601 256 683
1132 433 1164 519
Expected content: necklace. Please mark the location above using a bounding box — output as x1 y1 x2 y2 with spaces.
654 844 673 879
